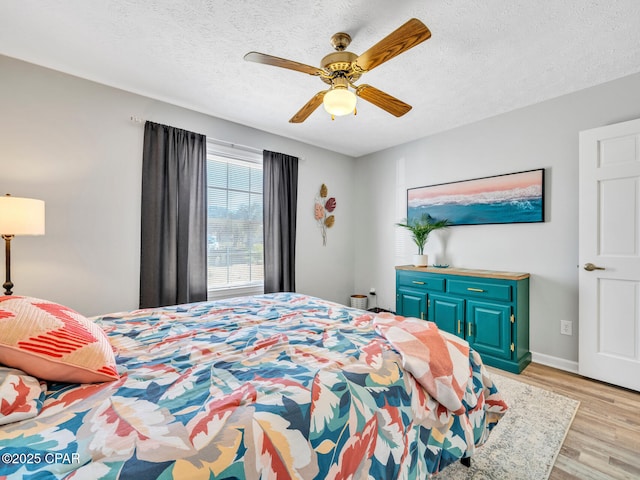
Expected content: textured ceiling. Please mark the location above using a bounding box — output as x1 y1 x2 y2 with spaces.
1 1 639 157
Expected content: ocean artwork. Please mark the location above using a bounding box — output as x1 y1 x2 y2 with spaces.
408 169 544 226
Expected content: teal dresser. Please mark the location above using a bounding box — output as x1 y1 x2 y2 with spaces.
395 266 531 373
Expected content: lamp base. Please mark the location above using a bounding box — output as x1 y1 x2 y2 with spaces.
2 234 13 296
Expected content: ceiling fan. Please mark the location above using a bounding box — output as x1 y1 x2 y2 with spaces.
244 18 431 123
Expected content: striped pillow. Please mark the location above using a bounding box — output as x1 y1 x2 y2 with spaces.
0 296 118 383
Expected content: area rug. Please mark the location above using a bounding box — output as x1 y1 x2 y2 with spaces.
437 372 580 480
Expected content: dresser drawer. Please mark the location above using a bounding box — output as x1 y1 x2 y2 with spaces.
397 271 445 292
447 279 512 302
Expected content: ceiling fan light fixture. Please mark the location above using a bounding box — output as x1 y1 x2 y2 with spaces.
323 86 357 117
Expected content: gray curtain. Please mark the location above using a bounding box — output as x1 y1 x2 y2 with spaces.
263 150 298 293
140 121 207 308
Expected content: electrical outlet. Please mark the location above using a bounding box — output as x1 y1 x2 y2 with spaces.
560 320 573 336
369 288 376 295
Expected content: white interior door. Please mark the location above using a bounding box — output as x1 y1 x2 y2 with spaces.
579 118 640 392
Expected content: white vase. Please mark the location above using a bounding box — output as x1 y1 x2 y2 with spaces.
412 254 428 267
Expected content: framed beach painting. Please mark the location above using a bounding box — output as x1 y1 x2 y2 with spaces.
407 169 545 226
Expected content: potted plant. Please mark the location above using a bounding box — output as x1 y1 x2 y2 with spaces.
396 214 450 267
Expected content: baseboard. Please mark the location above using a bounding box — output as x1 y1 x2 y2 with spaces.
530 351 579 374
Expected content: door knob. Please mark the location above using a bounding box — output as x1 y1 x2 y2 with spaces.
584 263 605 271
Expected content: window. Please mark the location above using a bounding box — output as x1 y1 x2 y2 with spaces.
206 141 263 298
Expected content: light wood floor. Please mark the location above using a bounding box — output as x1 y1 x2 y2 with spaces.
493 363 640 480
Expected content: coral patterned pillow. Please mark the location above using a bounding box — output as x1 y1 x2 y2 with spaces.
0 366 47 425
0 296 119 383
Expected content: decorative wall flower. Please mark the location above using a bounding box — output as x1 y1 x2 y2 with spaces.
315 184 336 246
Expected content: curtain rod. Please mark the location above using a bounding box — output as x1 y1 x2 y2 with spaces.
130 116 263 155
207 138 263 155
130 116 305 160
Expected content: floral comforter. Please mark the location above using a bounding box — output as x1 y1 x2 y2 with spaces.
0 293 507 479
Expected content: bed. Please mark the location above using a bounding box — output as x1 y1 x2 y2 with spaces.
0 293 507 479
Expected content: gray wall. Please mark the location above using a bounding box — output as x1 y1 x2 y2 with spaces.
4 52 640 370
353 72 640 369
0 55 356 316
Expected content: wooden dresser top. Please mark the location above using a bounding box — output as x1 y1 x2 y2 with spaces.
395 265 530 281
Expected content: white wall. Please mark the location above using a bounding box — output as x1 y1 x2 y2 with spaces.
353 71 640 366
0 55 356 316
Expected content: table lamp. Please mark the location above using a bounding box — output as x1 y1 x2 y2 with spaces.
0 194 45 295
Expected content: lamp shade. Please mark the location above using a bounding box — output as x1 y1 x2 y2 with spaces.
323 87 357 116
0 196 45 236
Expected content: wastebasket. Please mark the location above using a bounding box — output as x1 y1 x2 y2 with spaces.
350 294 368 310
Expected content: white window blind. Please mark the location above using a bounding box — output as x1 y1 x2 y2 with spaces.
206 142 263 297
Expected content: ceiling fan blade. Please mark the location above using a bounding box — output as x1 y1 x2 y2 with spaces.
355 84 412 117
289 91 326 123
354 18 431 72
244 52 325 76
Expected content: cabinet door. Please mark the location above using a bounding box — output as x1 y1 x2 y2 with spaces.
430 294 465 338
467 300 512 360
396 288 427 320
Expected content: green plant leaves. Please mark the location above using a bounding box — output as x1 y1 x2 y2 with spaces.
395 214 450 254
